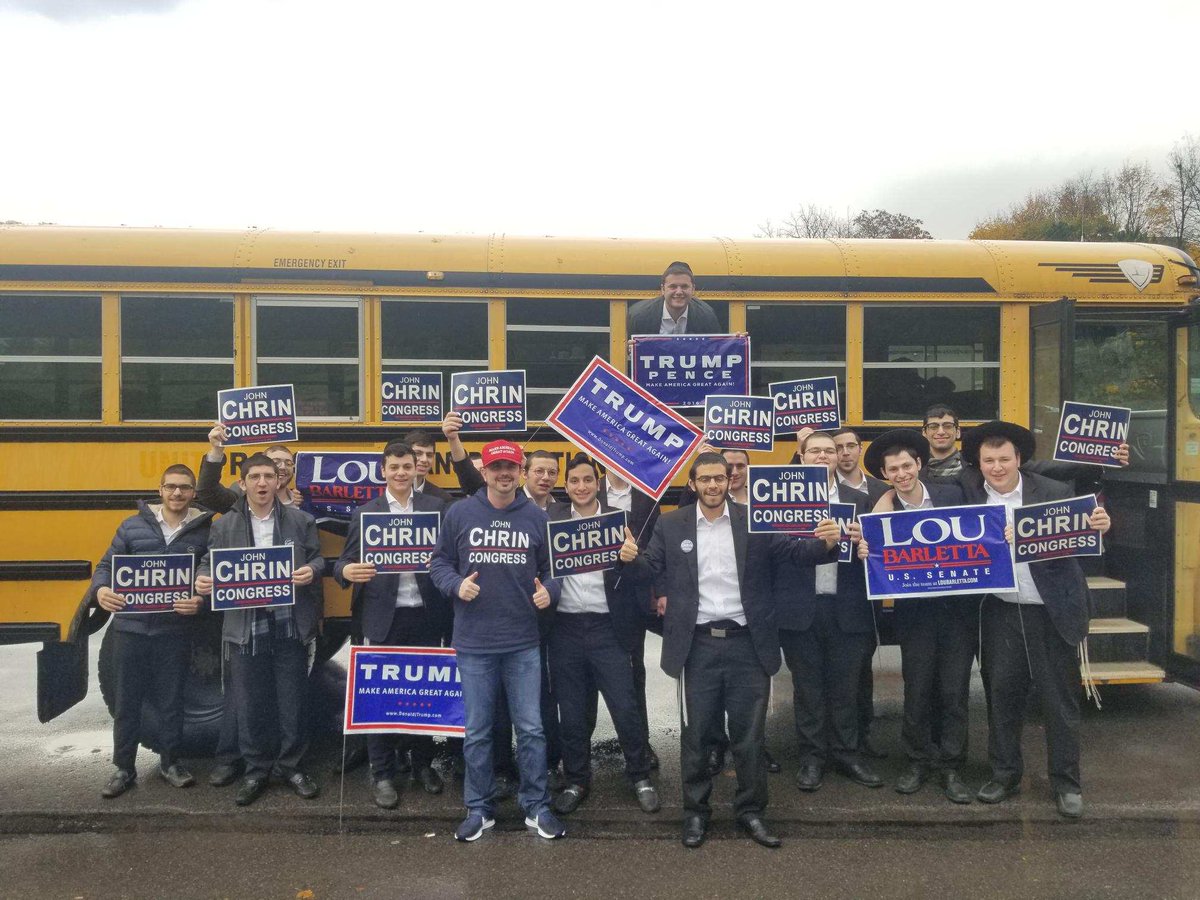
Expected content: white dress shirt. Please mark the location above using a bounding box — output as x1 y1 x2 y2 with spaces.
250 507 276 547
896 481 933 511
694 502 745 625
386 488 424 608
984 476 1044 606
557 502 610 615
154 505 184 544
659 306 688 335
606 480 632 513
814 480 840 596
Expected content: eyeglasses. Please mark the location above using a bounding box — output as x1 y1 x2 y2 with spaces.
835 442 860 451
805 448 837 457
924 422 959 433
694 475 729 485
271 459 295 468
160 484 195 494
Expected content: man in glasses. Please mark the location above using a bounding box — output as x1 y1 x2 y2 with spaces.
91 465 214 798
920 405 965 481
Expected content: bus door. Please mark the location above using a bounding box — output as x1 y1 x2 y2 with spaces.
1168 309 1200 687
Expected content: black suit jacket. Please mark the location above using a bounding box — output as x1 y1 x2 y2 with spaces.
623 502 836 678
334 491 449 644
627 296 721 336
957 468 1090 646
547 501 643 652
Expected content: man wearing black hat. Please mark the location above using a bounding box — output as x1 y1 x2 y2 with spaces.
860 430 976 804
956 421 1110 818
627 261 721 336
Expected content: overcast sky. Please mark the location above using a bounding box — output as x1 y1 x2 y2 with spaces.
1 0 1196 240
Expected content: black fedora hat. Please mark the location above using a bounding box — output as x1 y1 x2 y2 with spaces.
863 429 931 480
961 421 1036 467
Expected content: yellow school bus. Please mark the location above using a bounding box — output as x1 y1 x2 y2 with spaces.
2 225 1198 741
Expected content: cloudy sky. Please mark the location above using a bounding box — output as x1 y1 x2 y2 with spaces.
1 0 1195 239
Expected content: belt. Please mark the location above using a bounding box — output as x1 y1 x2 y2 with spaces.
695 622 748 638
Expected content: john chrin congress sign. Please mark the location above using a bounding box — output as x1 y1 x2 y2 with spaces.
547 509 627 579
703 395 775 452
1052 401 1131 468
630 334 750 408
217 384 299 447
746 465 830 537
450 369 527 433
344 646 465 737
209 545 295 612
770 376 841 435
859 503 1016 600
829 502 857 564
111 553 195 614
1013 494 1103 563
381 372 442 425
546 356 703 500
360 511 441 574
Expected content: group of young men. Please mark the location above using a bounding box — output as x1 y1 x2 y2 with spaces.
89 258 1121 849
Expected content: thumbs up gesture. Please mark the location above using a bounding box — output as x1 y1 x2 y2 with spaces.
532 577 551 610
619 526 639 563
458 571 481 601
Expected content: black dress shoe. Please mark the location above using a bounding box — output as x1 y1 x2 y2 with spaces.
546 767 566 793
895 763 929 795
705 747 726 778
737 814 782 849
235 776 268 806
287 771 320 800
976 779 1020 804
1055 791 1083 819
647 747 660 771
764 749 782 774
942 770 973 805
794 764 823 792
209 761 244 787
682 815 707 849
634 779 661 814
415 765 444 795
553 784 589 815
159 763 196 789
373 778 399 809
101 769 136 799
837 760 884 788
860 737 888 760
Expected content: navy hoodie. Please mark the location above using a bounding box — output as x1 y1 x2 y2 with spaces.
430 487 560 654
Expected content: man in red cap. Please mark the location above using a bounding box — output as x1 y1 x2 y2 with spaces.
430 439 566 842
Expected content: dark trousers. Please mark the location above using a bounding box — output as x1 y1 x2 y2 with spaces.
366 606 440 781
630 623 651 747
857 631 877 747
215 654 240 766
897 599 978 769
982 597 1081 793
550 613 651 786
780 602 873 768
681 630 770 821
111 630 190 772
228 637 309 781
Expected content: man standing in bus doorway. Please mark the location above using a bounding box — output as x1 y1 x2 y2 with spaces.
622 452 841 849
91 464 213 798
957 421 1111 818
429 440 566 842
859 430 977 805
335 441 449 808
627 261 721 335
195 453 325 807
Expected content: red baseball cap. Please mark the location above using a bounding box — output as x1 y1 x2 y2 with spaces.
481 440 524 467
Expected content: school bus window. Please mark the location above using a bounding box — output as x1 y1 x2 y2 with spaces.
254 297 362 419
1190 325 1200 419
0 294 101 420
381 298 489 391
120 295 234 421
506 298 609 420
748 303 846 408
862 306 1000 421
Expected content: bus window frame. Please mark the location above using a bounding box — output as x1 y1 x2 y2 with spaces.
379 296 491 385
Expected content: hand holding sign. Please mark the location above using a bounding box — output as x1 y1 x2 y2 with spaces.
812 518 841 548
96 586 126 613
208 421 229 454
174 595 203 616
195 574 213 595
1090 506 1111 533
342 562 377 583
532 577 550 610
292 565 314 586
458 571 480 601
619 527 639 563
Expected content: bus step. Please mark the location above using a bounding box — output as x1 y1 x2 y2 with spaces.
1081 660 1166 685
1087 617 1150 663
1087 576 1127 618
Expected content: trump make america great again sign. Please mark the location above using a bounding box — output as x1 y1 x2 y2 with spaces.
344 646 465 737
859 503 1015 600
546 356 703 500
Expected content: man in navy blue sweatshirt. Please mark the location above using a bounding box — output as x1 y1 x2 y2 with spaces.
430 439 566 842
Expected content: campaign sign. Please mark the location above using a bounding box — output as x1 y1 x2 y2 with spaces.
770 376 841 434
703 395 775 452
295 451 386 521
1014 494 1102 563
381 372 442 424
547 509 627 579
746 465 830 537
210 545 295 611
450 370 527 433
218 384 298 447
830 502 857 564
360 511 440 574
546 356 703 500
1052 401 1131 467
344 646 465 737
859 503 1016 600
631 334 751 408
111 553 194 614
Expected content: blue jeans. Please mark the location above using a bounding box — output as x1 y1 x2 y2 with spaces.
457 646 549 818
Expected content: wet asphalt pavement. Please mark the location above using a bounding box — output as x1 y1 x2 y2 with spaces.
3 636 1200 899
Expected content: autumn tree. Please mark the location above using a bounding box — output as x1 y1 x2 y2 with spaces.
757 206 931 239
